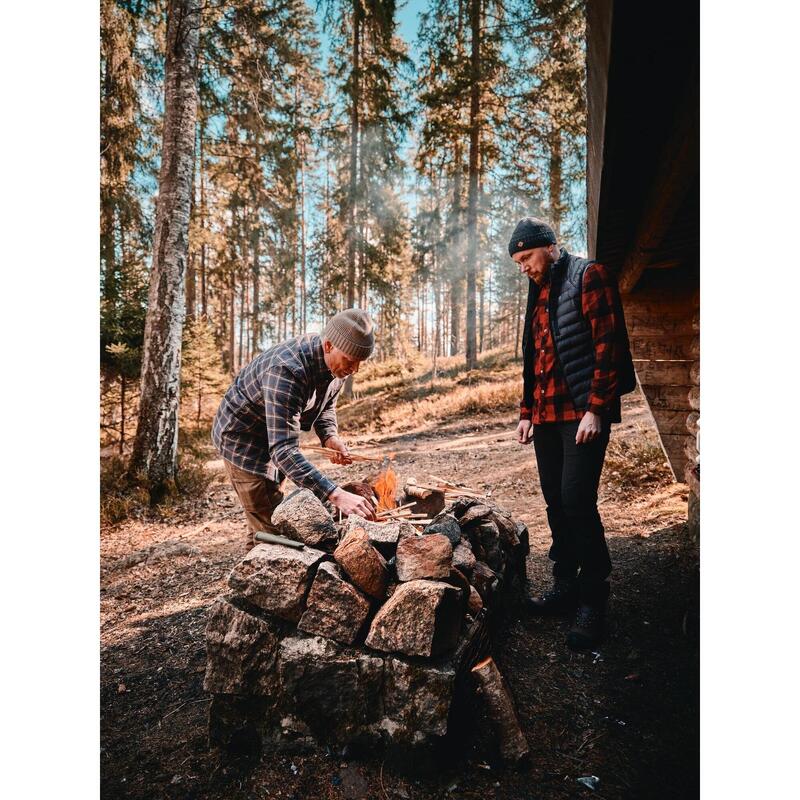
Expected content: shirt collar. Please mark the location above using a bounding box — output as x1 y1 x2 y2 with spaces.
311 334 333 381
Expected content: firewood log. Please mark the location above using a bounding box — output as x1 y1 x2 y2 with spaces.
471 656 529 763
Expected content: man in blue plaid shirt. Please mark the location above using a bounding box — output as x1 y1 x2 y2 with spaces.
212 308 377 546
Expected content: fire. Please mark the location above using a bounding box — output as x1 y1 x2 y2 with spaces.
373 466 398 513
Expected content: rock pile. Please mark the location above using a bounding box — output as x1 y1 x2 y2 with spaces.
204 486 529 763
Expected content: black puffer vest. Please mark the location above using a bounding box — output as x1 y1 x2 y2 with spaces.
521 249 635 414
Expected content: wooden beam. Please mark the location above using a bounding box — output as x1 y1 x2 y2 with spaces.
640 383 693 411
627 318 694 338
660 433 690 479
586 0 614 259
618 71 699 294
634 360 694 386
630 335 695 361
649 409 694 436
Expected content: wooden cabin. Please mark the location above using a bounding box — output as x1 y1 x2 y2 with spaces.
585 0 700 534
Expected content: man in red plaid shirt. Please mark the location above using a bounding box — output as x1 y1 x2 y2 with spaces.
510 217 635 650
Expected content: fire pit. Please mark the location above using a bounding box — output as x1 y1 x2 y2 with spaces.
203 472 529 767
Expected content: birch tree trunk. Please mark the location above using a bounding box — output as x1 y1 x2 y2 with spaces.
128 0 200 492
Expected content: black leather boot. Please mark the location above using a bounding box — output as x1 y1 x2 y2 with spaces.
526 577 579 616
566 581 610 650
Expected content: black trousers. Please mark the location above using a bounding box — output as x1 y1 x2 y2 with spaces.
532 419 612 602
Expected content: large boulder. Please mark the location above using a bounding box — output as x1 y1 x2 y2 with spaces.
334 527 389 600
395 533 452 582
277 634 384 743
272 488 338 549
455 502 493 527
365 579 463 658
228 543 327 622
344 514 415 559
381 656 458 742
471 560 498 603
298 562 371 645
203 596 283 695
422 512 462 546
452 539 476 577
473 520 505 573
489 508 520 550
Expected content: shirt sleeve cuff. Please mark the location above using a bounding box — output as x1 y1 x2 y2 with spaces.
520 406 533 421
587 398 607 415
316 428 337 444
315 477 337 501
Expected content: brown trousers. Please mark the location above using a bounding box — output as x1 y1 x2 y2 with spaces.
223 460 285 546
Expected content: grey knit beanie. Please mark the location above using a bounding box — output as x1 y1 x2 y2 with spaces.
324 308 375 360
508 217 557 257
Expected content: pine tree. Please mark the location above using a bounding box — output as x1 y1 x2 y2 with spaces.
180 317 229 428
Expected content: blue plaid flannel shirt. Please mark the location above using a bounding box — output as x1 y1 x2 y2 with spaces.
212 334 343 500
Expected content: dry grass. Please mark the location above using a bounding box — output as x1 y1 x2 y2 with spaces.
338 345 523 433
603 437 674 490
100 450 216 526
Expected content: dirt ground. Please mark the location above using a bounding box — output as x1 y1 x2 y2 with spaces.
100 390 699 799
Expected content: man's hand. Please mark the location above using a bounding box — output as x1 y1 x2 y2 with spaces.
517 419 534 445
323 435 353 465
575 411 602 444
329 487 376 520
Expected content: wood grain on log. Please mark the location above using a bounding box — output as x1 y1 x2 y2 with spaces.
648 409 696 435
471 657 529 763
629 335 695 361
640 384 693 411
634 360 693 386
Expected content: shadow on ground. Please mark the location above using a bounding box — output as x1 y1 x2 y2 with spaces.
101 520 698 800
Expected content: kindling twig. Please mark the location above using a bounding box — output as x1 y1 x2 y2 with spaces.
304 445 385 463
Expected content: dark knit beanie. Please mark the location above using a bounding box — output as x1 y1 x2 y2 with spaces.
324 308 375 360
507 217 557 257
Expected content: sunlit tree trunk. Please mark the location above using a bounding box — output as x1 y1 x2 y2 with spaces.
464 0 480 370
346 0 362 307
549 127 563 239
128 0 201 492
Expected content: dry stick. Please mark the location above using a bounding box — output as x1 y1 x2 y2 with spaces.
382 512 429 520
376 501 416 517
378 511 413 520
428 472 457 487
303 445 384 463
413 481 487 497
471 656 530 763
429 473 483 494
443 488 490 499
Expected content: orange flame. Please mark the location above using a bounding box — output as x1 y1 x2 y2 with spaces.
373 466 398 513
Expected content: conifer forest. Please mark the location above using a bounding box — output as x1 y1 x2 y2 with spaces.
100 0 587 480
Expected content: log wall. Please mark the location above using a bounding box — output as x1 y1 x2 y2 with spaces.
625 285 699 481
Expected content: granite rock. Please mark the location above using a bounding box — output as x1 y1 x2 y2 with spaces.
298 562 372 645
228 543 327 622
365 579 463 658
334 527 390 600
395 533 453 582
272 488 338 549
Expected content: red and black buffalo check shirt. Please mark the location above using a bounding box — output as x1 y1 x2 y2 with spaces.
520 262 621 424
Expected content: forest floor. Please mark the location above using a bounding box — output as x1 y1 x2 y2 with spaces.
100 384 699 800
